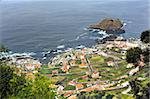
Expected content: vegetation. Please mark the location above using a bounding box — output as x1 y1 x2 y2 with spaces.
0 44 9 52
0 62 56 99
111 47 121 53
0 62 14 98
77 91 105 99
140 30 150 43
129 79 150 99
78 78 88 82
90 56 104 63
104 57 114 62
40 68 51 74
142 48 149 63
76 78 150 99
75 59 82 64
126 47 142 63
64 85 76 90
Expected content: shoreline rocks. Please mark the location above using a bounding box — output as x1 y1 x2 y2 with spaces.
95 35 118 44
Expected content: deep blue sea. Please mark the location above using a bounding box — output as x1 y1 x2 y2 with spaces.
0 0 149 57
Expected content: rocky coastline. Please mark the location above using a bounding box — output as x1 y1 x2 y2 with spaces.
1 20 149 99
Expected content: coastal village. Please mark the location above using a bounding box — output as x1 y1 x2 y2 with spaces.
0 0 149 97
1 34 149 98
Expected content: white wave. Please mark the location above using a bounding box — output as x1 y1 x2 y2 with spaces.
57 50 62 53
75 36 80 41
27 52 36 56
98 30 110 39
11 52 36 56
42 57 47 60
59 39 65 42
52 50 63 54
65 48 73 52
57 45 65 49
83 28 88 31
123 23 127 26
89 37 101 40
97 30 107 35
68 35 81 42
127 20 133 24
8 51 13 54
75 45 85 49
0 52 37 60
91 29 100 33
68 39 75 42
81 36 88 39
41 51 48 55
89 30 111 40
102 34 110 39
80 32 87 36
74 32 88 41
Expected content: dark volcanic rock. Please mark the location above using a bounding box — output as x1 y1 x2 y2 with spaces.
89 18 125 34
95 35 117 44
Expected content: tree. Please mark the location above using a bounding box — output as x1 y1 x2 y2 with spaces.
142 48 149 63
0 63 13 98
126 47 142 63
0 62 56 99
0 44 9 52
140 30 150 43
129 79 150 99
9 74 26 97
0 62 27 98
30 74 56 98
13 74 56 99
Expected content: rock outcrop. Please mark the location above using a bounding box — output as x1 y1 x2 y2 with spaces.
89 18 125 34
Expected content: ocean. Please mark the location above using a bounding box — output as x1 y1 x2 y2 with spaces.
0 0 149 59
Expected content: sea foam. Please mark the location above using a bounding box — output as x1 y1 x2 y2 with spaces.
57 45 65 49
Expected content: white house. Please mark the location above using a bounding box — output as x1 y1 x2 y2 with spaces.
129 67 139 76
126 63 134 68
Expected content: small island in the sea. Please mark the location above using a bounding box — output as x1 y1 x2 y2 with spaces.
89 18 125 34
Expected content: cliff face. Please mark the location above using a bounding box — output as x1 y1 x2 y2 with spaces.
89 18 125 34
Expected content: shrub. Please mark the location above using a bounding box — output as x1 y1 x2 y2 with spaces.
140 30 150 43
142 48 149 63
64 85 76 90
76 59 82 64
126 47 142 63
0 44 9 52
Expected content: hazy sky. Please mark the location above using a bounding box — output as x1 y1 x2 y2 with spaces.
1 0 144 1
0 0 91 1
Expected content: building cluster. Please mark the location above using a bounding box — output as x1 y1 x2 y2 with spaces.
0 53 41 78
48 36 148 98
101 36 145 52
0 36 148 98
49 48 95 73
